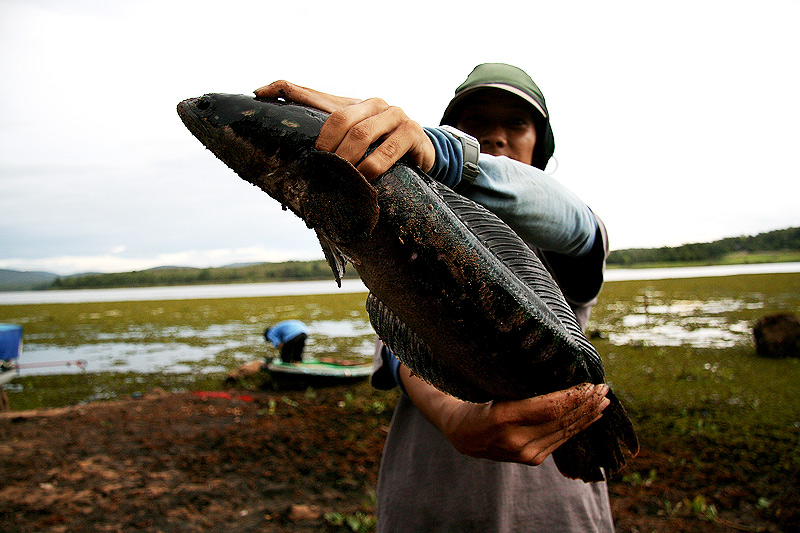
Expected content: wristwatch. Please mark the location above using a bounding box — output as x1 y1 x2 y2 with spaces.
440 125 480 184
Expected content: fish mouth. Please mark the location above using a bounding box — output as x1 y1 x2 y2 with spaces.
177 96 217 142
177 96 208 120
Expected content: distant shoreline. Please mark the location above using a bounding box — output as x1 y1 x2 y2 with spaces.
604 261 800 281
1 263 798 306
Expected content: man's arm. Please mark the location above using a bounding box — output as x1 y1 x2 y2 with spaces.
424 127 598 257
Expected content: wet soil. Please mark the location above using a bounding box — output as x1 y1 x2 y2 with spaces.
0 383 795 532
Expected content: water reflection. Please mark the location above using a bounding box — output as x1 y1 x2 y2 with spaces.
602 295 762 348
22 342 237 375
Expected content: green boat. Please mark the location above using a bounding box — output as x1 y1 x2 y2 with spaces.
266 358 373 379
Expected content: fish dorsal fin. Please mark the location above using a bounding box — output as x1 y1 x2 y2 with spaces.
432 181 604 381
366 292 490 402
315 229 349 287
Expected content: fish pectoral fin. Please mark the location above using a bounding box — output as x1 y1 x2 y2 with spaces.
299 151 379 244
316 229 349 287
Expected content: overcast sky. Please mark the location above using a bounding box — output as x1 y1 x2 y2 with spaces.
1 0 798 275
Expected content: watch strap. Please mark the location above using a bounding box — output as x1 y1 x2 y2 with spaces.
440 125 480 184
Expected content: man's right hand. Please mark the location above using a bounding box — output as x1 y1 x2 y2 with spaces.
255 80 435 181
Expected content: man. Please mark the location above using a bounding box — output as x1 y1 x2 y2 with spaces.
264 319 308 364
256 63 613 531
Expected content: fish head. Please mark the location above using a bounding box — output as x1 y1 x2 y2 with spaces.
178 93 380 260
177 93 328 182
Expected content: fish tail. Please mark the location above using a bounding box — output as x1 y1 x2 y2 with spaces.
605 388 640 457
552 389 639 482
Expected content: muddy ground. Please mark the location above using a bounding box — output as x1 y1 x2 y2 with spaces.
0 382 795 532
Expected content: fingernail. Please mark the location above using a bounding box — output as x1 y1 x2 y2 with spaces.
596 384 609 396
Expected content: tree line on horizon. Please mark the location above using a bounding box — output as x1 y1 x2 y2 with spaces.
607 226 800 266
46 226 800 290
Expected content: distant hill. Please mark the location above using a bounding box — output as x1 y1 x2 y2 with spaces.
0 269 58 291
44 260 359 291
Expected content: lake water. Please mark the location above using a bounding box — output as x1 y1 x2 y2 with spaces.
2 262 799 305
0 278 369 305
603 262 800 282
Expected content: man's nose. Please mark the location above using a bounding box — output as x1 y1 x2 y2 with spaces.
480 125 506 147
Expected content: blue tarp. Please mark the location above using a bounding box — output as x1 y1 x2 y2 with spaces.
0 324 23 361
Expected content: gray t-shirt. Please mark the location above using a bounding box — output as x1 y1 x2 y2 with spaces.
376 394 614 532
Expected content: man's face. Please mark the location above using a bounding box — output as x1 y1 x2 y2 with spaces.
455 89 538 165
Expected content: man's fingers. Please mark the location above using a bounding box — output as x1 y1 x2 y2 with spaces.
322 102 430 180
500 383 607 426
487 384 609 466
516 392 610 466
519 415 603 466
254 80 360 113
254 82 435 180
353 116 424 179
317 98 392 155
539 395 609 449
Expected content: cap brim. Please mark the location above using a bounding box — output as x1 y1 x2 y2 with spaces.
441 83 548 126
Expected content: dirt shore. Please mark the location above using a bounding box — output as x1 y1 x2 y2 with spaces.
0 383 791 532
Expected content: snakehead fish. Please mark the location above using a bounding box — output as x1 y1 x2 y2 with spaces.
177 93 638 481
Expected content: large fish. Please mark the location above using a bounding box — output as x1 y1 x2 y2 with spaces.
177 93 638 481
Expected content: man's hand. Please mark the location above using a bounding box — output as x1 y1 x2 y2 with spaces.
255 80 435 180
399 365 610 466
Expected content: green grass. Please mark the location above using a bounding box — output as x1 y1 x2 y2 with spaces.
2 292 369 346
2 371 228 411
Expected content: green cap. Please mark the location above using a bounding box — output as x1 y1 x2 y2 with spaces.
440 63 555 170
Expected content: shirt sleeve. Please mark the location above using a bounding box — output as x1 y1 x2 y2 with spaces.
370 340 407 394
266 328 281 348
423 127 465 189
424 127 597 257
